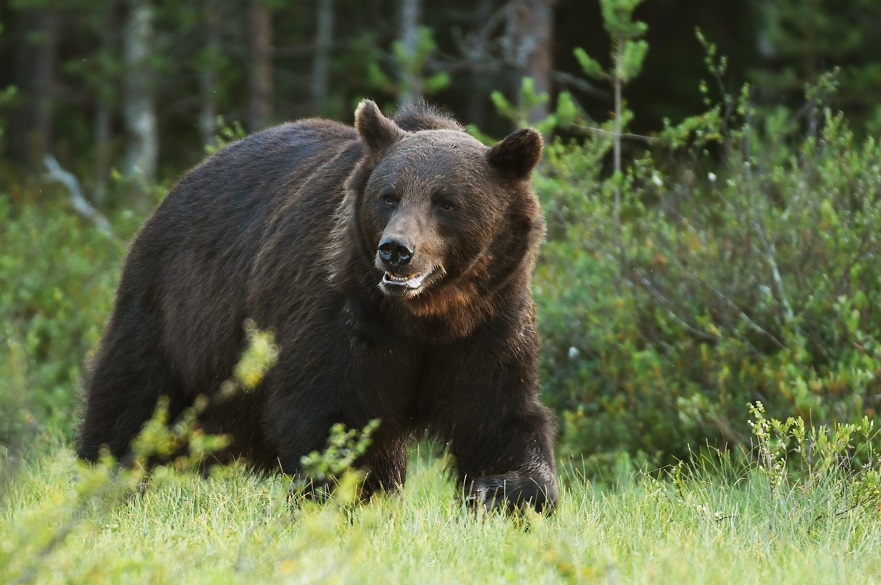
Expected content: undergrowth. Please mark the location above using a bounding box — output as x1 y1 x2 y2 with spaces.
524 3 881 469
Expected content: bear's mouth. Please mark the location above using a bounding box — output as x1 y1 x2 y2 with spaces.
379 267 442 297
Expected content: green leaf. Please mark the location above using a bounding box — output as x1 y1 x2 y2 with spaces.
555 91 578 127
619 40 648 82
574 47 606 80
424 72 450 94
490 90 514 118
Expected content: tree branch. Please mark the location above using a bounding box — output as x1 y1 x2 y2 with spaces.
43 154 113 236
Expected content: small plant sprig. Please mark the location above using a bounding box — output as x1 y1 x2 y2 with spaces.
224 318 279 396
133 319 279 469
659 29 734 151
747 401 793 496
205 115 247 155
300 420 380 479
747 401 880 521
298 419 380 503
490 78 580 137
129 395 231 470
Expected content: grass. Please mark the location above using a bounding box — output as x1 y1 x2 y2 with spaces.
2 438 880 585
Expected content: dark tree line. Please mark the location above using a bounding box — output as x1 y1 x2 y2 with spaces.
1 0 880 205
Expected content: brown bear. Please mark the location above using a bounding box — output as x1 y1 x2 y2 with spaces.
77 100 558 513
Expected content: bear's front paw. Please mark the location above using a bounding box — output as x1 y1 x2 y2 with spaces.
465 472 557 515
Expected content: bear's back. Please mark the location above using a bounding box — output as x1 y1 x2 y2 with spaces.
116 119 362 391
161 119 357 226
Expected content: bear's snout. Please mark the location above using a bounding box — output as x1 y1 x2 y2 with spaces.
376 233 442 297
377 237 413 268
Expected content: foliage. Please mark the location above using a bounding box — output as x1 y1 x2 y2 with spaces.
489 78 580 137
0 324 384 583
1 1 880 567
0 199 126 446
574 0 648 86
534 22 881 468
204 116 248 156
5 0 881 191
130 320 278 469
299 420 380 489
128 395 230 469
366 25 450 108
228 319 279 392
749 0 881 134
744 401 879 510
0 371 382 584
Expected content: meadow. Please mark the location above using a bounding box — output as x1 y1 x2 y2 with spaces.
2 424 880 585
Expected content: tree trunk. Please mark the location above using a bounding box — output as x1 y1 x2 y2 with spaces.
14 8 60 169
93 92 112 206
199 0 222 147
123 0 158 186
465 0 496 127
510 0 555 125
248 0 274 132
93 0 117 206
311 0 335 115
398 0 422 107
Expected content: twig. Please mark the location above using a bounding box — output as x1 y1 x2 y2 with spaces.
553 71 608 99
740 121 796 329
809 495 873 532
682 262 786 350
627 268 718 343
612 39 624 295
573 124 658 144
581 241 717 344
43 154 113 237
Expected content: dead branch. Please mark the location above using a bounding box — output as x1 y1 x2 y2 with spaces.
43 154 113 237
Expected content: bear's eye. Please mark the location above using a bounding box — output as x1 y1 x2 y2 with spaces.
438 200 456 212
381 194 398 206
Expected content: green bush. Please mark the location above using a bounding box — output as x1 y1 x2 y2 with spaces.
0 198 127 446
535 93 881 468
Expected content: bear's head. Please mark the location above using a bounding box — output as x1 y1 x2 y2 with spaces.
340 100 544 321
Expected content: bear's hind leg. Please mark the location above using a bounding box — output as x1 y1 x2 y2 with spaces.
77 328 183 464
358 436 408 500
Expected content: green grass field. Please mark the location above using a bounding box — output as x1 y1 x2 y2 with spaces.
2 435 880 585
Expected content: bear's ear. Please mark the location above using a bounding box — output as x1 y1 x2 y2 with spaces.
487 128 543 180
355 99 407 156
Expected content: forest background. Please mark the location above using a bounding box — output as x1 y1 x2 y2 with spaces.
2 0 881 471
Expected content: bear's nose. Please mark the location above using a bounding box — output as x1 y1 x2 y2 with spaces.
378 237 413 268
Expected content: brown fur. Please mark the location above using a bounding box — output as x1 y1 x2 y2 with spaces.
78 100 557 513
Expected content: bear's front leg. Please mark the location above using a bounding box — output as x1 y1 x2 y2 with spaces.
466 473 557 514
456 407 558 514
426 328 558 514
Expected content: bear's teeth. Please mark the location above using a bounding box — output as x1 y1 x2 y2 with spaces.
385 272 416 282
383 271 427 288
405 273 427 288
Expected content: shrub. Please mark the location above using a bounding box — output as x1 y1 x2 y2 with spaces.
0 198 127 446
535 81 881 468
